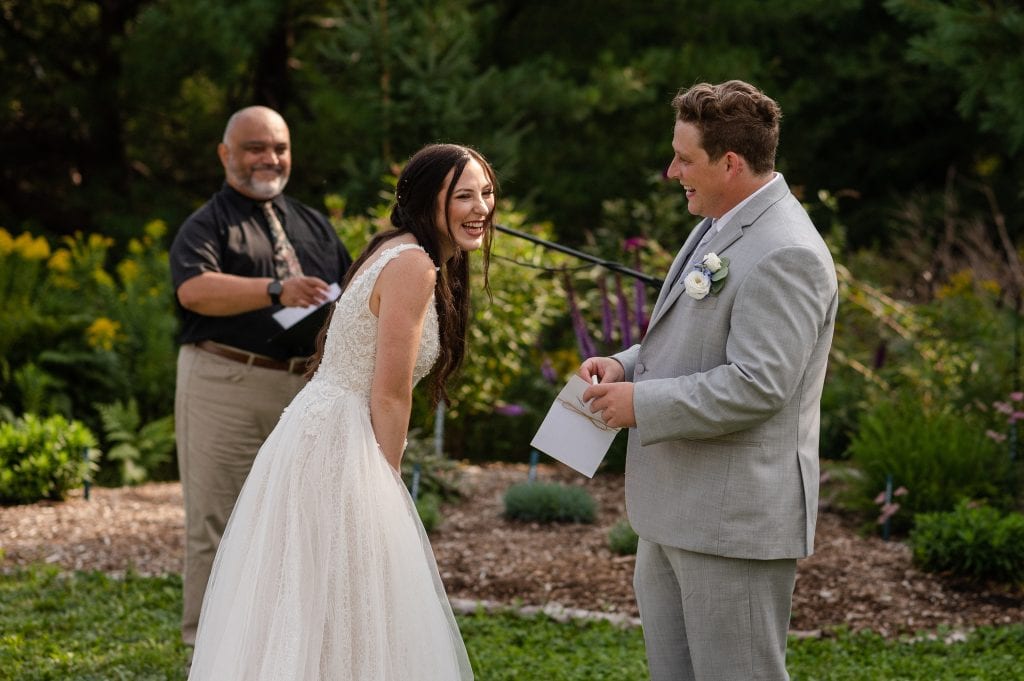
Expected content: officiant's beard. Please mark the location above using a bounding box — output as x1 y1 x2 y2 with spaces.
229 166 290 200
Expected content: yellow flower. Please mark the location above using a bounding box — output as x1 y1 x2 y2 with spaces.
935 270 973 300
980 279 1001 296
117 259 140 284
0 228 13 256
9 229 50 259
22 235 51 260
47 249 72 273
87 233 114 250
144 219 167 240
93 268 115 288
85 317 122 351
128 237 144 255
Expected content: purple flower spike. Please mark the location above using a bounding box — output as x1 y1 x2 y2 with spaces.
494 404 527 417
634 277 648 339
614 273 632 348
541 357 557 384
565 273 597 359
598 277 613 345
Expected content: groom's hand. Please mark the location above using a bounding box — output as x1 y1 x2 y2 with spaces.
582 381 636 429
578 356 625 384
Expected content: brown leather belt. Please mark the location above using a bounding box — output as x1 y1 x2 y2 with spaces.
196 340 308 375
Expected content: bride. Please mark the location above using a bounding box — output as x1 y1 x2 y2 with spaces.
187 143 497 680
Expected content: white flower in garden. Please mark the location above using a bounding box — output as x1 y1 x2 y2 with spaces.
683 269 712 299
702 252 722 272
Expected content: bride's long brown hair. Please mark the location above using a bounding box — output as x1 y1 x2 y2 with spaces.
305 143 497 407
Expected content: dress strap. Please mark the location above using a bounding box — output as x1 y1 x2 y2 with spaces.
354 243 430 300
369 243 427 273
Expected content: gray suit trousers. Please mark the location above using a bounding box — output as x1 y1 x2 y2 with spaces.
635 539 796 681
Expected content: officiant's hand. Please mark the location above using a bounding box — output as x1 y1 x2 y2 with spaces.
582 381 636 429
280 275 331 307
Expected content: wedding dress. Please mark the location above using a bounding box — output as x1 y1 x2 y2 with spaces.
188 243 473 680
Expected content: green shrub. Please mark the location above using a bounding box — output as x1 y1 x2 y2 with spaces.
818 363 869 459
400 429 464 501
846 394 1014 533
910 500 1024 584
607 519 639 555
0 414 100 504
503 482 596 524
415 493 442 533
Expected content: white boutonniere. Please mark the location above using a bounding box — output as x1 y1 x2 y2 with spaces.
683 252 730 300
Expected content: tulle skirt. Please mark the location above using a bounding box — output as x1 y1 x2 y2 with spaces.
188 380 473 680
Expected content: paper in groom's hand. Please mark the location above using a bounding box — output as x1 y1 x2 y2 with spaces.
530 374 621 478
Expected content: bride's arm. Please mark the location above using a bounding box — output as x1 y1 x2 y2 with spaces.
368 249 437 471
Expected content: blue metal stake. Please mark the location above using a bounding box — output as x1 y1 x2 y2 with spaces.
528 449 539 483
434 401 445 458
83 447 91 501
411 462 421 502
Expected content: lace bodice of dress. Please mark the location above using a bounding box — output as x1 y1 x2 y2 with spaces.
312 243 440 397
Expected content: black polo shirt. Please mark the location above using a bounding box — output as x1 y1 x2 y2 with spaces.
170 184 352 360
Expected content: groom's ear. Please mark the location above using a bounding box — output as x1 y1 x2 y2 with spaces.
723 151 745 176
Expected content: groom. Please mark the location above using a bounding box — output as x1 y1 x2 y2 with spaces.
581 80 837 680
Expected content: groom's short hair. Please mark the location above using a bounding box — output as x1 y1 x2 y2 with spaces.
672 80 781 176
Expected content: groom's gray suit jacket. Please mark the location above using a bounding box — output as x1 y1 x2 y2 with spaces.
613 175 838 560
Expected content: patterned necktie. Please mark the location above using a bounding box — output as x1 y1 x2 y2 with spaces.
261 201 304 279
676 220 717 285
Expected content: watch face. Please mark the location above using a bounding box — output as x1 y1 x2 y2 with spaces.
268 280 283 296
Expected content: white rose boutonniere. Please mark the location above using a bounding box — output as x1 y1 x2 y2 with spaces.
683 252 730 300
683 269 711 299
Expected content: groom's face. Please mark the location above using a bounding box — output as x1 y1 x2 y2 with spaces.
667 120 729 219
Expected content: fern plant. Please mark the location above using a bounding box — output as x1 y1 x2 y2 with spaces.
96 399 175 486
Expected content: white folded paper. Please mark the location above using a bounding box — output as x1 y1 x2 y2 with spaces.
530 374 621 478
271 282 342 329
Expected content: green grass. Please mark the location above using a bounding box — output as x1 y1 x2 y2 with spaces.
1 567 1022 680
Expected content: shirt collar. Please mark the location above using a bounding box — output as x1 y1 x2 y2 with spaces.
714 172 780 234
220 182 288 217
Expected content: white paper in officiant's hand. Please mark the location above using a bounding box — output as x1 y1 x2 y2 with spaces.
530 374 621 478
271 282 342 329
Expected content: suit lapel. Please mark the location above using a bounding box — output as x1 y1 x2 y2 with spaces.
647 218 713 329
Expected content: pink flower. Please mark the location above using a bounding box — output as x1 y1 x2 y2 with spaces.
994 401 1014 415
623 236 647 251
1011 392 1024 402
986 429 1008 443
877 502 901 524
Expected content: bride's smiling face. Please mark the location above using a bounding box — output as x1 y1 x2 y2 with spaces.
434 158 494 261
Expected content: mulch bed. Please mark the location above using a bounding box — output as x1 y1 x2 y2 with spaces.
2 463 1021 637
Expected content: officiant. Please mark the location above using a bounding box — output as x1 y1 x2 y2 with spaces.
168 105 351 656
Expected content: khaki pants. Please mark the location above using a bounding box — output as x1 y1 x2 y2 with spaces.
174 344 307 646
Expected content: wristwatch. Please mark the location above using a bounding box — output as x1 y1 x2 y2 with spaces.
267 279 283 306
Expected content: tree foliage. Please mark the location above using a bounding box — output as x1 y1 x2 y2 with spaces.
2 0 1021 250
